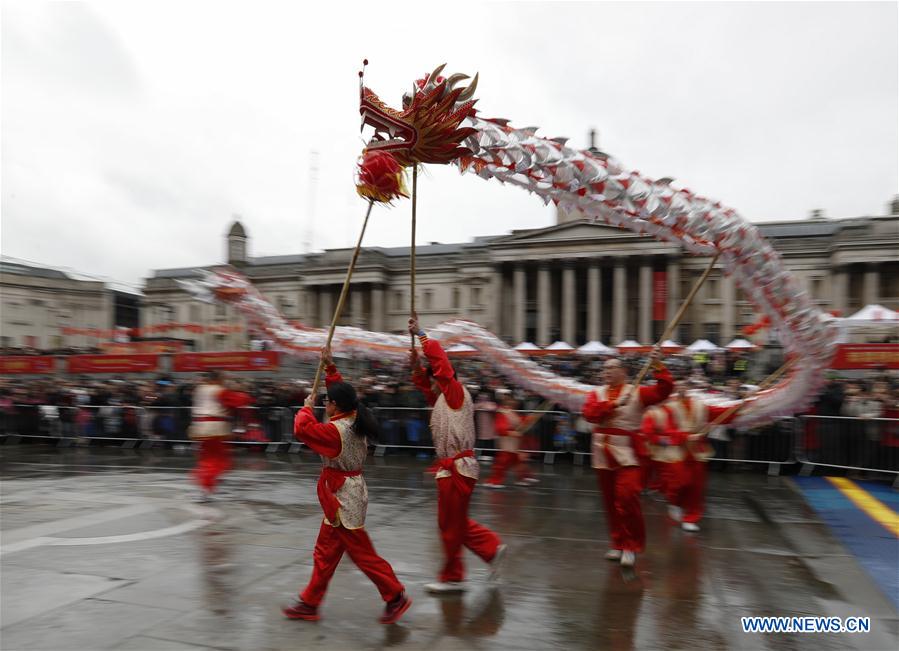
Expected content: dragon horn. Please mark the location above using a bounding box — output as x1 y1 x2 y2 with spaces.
445 73 470 90
457 72 479 101
428 63 447 84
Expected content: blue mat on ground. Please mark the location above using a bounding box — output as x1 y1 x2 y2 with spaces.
792 476 899 610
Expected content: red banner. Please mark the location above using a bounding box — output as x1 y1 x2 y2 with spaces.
0 356 55 374
172 351 280 372
830 344 899 370
99 341 185 355
67 355 160 374
653 271 667 321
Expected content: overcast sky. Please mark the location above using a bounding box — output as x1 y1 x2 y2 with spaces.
2 1 897 290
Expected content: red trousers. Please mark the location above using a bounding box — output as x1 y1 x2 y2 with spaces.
437 474 502 582
300 521 404 606
486 451 532 485
641 458 664 492
662 457 707 524
193 438 232 492
596 467 645 553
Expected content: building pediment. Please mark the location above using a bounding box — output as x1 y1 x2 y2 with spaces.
492 220 650 246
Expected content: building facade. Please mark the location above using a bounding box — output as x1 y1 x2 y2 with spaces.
142 206 899 351
0 259 116 350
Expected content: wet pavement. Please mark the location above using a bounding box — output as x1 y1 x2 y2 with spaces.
1 445 897 650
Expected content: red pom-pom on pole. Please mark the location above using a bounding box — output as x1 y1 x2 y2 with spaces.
356 151 409 204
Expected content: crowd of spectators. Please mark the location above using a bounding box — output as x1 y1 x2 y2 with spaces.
1 353 897 471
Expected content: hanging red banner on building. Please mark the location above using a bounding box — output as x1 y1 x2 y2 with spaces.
67 355 160 374
653 271 667 321
829 344 899 370
0 356 56 374
172 351 280 372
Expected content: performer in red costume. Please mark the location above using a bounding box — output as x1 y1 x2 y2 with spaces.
282 347 411 624
409 313 506 594
641 379 745 532
189 371 252 501
582 353 673 567
484 394 539 488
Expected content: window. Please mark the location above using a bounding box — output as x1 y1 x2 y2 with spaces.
190 304 200 322
394 291 404 311
706 278 719 299
215 302 226 318
214 335 226 351
703 323 721 345
424 290 433 310
472 286 482 307
452 287 460 309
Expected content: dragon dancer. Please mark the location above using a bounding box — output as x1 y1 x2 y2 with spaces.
409 314 507 594
282 347 411 624
641 378 745 532
582 353 673 567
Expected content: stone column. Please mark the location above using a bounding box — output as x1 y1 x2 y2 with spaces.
319 287 333 328
613 261 626 344
832 267 848 313
722 273 736 342
562 262 576 344
489 270 502 333
863 264 879 306
537 263 551 346
513 265 526 343
639 261 652 343
587 262 601 342
351 284 365 329
371 285 384 332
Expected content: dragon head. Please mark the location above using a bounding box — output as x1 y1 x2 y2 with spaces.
359 62 479 168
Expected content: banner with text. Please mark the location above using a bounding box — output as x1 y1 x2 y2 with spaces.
0 356 56 374
829 344 899 370
66 355 161 374
172 351 280 372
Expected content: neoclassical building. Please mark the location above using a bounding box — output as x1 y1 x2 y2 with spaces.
142 202 899 351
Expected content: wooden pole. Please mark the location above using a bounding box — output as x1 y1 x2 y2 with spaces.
309 200 374 399
626 253 720 398
410 164 418 347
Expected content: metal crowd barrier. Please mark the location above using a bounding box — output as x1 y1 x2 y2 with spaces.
4 403 895 485
795 415 899 487
0 404 295 452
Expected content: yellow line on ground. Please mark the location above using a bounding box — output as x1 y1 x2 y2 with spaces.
826 477 899 538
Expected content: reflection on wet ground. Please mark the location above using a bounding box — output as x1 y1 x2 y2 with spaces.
1 445 896 650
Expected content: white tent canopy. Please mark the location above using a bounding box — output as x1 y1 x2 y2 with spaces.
660 339 683 349
844 304 899 322
725 338 757 349
546 341 575 351
616 340 644 349
577 340 615 355
687 339 723 352
513 342 541 351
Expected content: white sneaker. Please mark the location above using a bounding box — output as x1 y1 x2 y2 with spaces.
523 477 540 484
483 482 504 490
424 581 466 594
489 543 507 581
604 549 622 561
682 522 700 533
667 505 683 523
514 480 530 487
619 551 636 567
